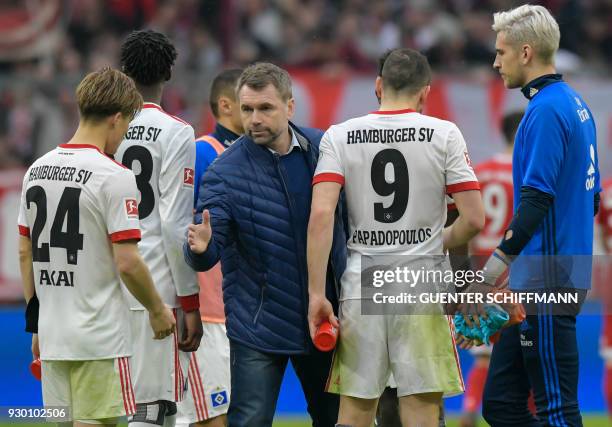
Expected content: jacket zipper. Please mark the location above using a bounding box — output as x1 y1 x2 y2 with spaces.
273 152 310 348
303 138 341 298
253 280 266 324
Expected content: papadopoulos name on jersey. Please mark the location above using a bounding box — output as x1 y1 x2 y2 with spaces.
352 227 432 246
347 127 435 144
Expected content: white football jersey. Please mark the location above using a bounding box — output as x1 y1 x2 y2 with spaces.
18 144 141 360
314 109 479 299
114 103 198 309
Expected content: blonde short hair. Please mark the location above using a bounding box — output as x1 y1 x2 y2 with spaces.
492 4 560 64
76 67 143 121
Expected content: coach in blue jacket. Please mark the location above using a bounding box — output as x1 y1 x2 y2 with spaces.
184 62 346 427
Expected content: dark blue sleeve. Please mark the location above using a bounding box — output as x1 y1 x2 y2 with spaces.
498 186 554 256
184 166 233 271
521 105 569 197
193 141 219 208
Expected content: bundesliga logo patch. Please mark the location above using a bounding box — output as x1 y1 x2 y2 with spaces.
125 198 139 218
464 151 473 168
183 168 194 187
211 390 228 407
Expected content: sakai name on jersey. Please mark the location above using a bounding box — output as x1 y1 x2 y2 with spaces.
347 127 435 144
39 269 75 287
124 125 163 142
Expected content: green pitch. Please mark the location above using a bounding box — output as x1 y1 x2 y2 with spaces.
0 416 609 426
271 415 611 427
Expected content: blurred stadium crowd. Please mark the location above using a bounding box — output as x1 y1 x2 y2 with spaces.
1 0 612 168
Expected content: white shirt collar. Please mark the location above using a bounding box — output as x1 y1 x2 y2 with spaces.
267 128 300 155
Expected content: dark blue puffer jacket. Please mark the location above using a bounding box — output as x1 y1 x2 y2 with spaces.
184 123 347 354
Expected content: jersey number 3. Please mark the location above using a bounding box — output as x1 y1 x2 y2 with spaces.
371 149 409 223
122 145 154 219
26 186 84 265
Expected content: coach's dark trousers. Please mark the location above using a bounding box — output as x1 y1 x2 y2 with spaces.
227 340 339 427
482 303 583 427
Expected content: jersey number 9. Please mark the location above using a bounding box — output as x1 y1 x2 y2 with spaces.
371 149 409 223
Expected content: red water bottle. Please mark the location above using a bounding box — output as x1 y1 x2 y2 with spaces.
30 358 41 380
314 320 338 352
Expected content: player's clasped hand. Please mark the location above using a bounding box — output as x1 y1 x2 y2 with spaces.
149 306 176 340
179 310 203 352
187 209 212 254
457 281 494 329
455 333 476 350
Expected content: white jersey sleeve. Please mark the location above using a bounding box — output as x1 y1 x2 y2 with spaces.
313 129 345 186
103 169 142 242
445 124 479 194
159 125 199 298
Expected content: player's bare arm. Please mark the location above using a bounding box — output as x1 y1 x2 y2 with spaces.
18 235 39 359
112 241 175 339
442 190 484 251
187 209 212 254
18 235 35 302
444 209 476 349
443 189 487 329
306 181 341 341
445 208 470 271
156 125 203 351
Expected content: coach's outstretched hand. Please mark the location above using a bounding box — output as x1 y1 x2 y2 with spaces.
308 294 339 342
188 209 212 254
179 310 203 352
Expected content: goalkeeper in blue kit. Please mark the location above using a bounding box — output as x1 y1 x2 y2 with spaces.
461 5 601 427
